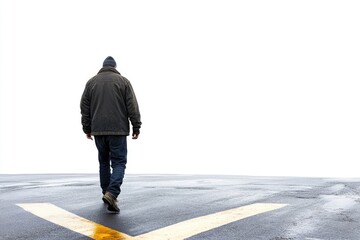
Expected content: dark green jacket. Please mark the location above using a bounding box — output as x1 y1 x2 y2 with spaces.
80 67 141 136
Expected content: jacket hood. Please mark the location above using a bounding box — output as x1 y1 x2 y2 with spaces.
98 66 121 75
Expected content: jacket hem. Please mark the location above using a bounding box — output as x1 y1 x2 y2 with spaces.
92 131 129 136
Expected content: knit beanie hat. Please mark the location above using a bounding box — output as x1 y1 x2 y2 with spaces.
103 56 117 67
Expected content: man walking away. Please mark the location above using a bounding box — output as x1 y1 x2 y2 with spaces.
80 56 142 213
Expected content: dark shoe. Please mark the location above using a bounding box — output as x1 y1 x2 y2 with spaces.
102 192 120 213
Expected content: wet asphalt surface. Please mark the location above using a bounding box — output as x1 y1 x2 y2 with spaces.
0 174 360 240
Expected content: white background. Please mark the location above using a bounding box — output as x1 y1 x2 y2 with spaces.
0 0 359 177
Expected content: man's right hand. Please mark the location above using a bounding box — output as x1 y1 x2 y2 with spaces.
132 132 139 139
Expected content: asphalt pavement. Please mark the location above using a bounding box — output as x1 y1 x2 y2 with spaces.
1 174 360 240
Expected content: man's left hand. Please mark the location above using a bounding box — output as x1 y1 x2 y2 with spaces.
86 133 93 140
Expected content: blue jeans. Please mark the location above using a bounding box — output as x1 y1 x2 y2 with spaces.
94 135 127 199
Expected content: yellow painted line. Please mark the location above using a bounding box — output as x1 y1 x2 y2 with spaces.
136 203 287 240
17 203 287 240
16 203 135 240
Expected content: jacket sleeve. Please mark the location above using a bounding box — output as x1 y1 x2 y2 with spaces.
125 81 142 133
80 83 92 134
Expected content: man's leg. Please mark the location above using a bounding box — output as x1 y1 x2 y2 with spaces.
107 135 127 199
94 136 111 194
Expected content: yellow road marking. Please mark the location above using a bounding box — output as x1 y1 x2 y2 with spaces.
17 203 287 240
136 203 287 240
17 203 135 240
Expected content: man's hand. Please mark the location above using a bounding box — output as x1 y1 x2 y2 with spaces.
132 132 140 139
86 133 93 140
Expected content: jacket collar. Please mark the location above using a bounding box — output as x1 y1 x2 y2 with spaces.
98 67 121 75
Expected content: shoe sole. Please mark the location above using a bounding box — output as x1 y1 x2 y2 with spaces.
102 194 120 213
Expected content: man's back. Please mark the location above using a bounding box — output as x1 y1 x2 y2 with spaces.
81 63 141 137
